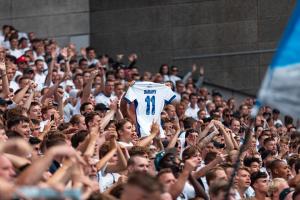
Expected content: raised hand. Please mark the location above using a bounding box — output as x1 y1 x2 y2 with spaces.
183 159 197 173
199 66 204 76
109 98 118 111
216 153 227 163
60 47 68 59
0 60 6 71
80 48 87 58
48 145 86 165
192 64 197 73
116 54 124 61
29 80 38 90
128 53 137 62
56 88 64 101
90 70 99 79
150 121 160 136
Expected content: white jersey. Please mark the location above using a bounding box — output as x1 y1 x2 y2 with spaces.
124 81 176 137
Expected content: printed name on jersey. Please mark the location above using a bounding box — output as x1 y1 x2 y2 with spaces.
144 89 156 94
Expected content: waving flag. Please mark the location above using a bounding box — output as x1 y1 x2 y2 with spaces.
257 2 300 118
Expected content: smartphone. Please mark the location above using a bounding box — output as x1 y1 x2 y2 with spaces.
50 114 55 121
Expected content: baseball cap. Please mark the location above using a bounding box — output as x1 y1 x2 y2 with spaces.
65 80 74 87
154 148 177 171
23 67 34 74
95 103 109 112
0 98 13 105
69 90 78 98
16 56 28 64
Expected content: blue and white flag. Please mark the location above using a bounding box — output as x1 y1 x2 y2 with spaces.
257 2 300 118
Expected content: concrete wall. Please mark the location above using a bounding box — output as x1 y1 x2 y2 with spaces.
0 0 90 47
90 0 296 95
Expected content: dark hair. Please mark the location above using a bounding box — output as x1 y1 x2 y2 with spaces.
183 117 197 129
185 128 199 139
244 157 261 167
158 64 169 75
182 146 199 162
189 93 198 100
6 130 23 138
79 58 88 65
250 171 268 186
84 112 99 128
30 118 40 125
80 102 93 114
269 159 284 174
34 59 43 66
86 46 96 53
29 136 42 145
71 130 88 148
116 118 131 132
29 102 41 110
7 115 30 129
294 159 300 175
263 137 275 145
204 151 217 165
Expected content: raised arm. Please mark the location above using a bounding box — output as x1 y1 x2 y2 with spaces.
55 87 64 119
169 159 195 199
193 153 226 179
0 61 10 98
41 76 65 103
197 127 219 149
182 64 197 84
198 120 215 141
13 84 30 104
106 137 127 173
189 173 209 200
16 145 83 185
4 153 31 169
136 122 160 147
81 70 98 104
167 119 181 148
44 50 56 87
214 120 234 151
46 159 75 186
195 66 204 88
83 126 104 158
99 100 118 131
95 138 117 172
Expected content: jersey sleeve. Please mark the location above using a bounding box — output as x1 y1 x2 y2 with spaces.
123 86 136 103
163 86 176 104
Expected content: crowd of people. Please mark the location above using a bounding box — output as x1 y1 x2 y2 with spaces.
0 24 300 200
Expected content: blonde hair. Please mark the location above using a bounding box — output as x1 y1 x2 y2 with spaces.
269 178 287 193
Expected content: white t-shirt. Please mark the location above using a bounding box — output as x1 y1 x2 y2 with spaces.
95 93 117 107
9 49 23 59
97 164 120 192
176 182 196 200
185 104 200 120
9 81 19 92
34 72 46 91
124 81 176 137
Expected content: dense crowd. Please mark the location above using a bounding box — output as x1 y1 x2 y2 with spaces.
0 24 300 200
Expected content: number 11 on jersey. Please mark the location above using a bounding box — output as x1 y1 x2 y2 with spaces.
145 95 155 115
